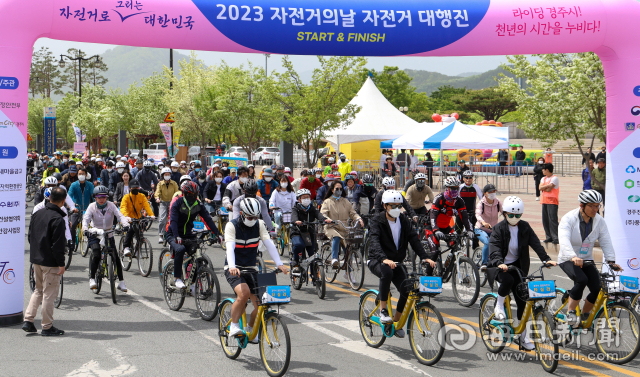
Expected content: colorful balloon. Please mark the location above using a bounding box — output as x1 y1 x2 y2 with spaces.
432 114 442 122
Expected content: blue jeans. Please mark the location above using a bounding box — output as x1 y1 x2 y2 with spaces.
331 237 342 260
475 229 490 265
515 161 524 176
274 210 282 228
291 235 315 263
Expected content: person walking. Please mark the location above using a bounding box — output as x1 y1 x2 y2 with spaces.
514 146 526 177
155 167 179 244
23 187 68 336
497 149 508 174
539 163 560 250
533 157 545 201
590 158 606 209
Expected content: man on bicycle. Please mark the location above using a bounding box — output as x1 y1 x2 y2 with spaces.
558 190 620 325
457 170 482 248
120 179 156 257
290 189 331 268
68 168 94 252
488 196 556 350
222 166 250 211
405 173 434 217
231 179 274 231
225 197 288 339
368 190 436 337
84 186 131 291
374 177 417 220
166 181 221 289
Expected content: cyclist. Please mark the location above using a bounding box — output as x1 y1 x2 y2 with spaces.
156 167 179 244
231 179 274 231
475 184 502 270
291 189 331 268
195 170 208 200
188 161 203 181
204 170 226 213
315 174 335 207
68 168 95 251
270 174 296 232
368 190 436 335
84 185 131 291
488 196 556 350
35 176 62 205
457 170 482 246
170 161 182 184
354 174 377 216
41 160 59 185
299 169 322 199
222 166 250 211
323 156 335 177
257 168 278 203
166 181 221 289
337 153 351 178
136 160 159 216
558 190 620 325
374 177 417 220
343 174 361 206
405 173 434 217
120 179 156 257
225 197 288 338
130 159 144 178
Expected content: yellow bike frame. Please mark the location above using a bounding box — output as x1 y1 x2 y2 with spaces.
502 295 535 335
551 289 615 330
223 303 280 347
368 290 431 336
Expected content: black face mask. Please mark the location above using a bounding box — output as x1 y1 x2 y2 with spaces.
184 194 197 204
340 158 346 162
131 189 139 195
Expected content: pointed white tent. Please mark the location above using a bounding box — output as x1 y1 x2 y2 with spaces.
324 77 422 151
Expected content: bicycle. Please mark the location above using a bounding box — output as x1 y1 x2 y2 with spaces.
29 264 63 308
272 208 292 257
546 260 640 364
76 211 88 258
421 232 480 307
479 263 559 372
403 214 430 273
118 217 153 277
289 221 326 299
471 245 488 287
320 219 366 291
211 204 229 251
358 265 446 366
359 213 375 260
218 269 291 377
162 232 221 321
157 222 218 283
87 228 120 304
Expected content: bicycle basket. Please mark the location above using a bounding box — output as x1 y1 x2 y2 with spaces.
345 227 366 243
257 272 290 304
518 280 556 301
418 276 442 294
608 275 639 295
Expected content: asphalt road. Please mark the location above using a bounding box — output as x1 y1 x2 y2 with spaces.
3 202 640 377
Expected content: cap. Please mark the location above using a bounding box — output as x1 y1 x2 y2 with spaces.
263 168 274 177
69 165 78 173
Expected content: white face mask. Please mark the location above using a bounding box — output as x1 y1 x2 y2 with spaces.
239 177 248 184
388 208 402 218
285 173 290 176
172 168 178 172
106 168 112 172
78 175 86 182
265 177 272 182
487 193 497 200
506 216 520 226
316 174 322 179
301 198 311 207
117 168 124 174
243 218 257 227
215 178 223 183
164 175 171 181
538 160 544 164
280 182 288 188
63 159 68 163
199 179 205 184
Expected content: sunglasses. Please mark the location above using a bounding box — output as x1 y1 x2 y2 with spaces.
244 216 259 221
95 195 108 199
506 214 522 219
463 177 473 179
387 204 402 209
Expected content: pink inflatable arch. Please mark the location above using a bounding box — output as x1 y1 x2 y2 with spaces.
0 0 637 325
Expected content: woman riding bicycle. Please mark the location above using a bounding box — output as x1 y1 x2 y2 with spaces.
368 190 436 338
320 180 364 269
84 185 131 291
558 189 621 325
475 184 502 270
290 189 331 269
488 196 556 350
270 174 296 232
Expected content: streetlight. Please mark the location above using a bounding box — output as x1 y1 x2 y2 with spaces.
58 50 102 107
264 54 271 76
399 106 409 113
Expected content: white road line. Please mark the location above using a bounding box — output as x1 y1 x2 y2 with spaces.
66 342 138 377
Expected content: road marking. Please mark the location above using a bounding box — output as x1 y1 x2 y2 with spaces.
66 343 137 377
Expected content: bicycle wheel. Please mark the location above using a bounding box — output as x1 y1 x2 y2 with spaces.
532 308 559 373
358 290 386 348
78 226 88 257
594 302 640 364
408 302 445 366
277 233 285 256
362 236 370 260
290 266 303 290
632 293 640 316
137 237 153 277
478 295 506 353
29 264 35 292
451 256 480 307
162 261 185 311
260 312 291 377
256 257 266 274
346 248 365 291
108 254 117 304
54 276 63 309
158 248 172 281
218 300 241 359
315 262 326 299
92 260 103 295
119 236 133 271
320 243 337 283
64 244 73 270
26 184 35 202
545 288 572 345
194 266 221 321
471 247 487 287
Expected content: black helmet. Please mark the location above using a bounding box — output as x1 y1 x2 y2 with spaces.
362 174 374 184
52 172 63 182
129 179 141 189
198 170 206 179
93 185 109 197
244 179 259 197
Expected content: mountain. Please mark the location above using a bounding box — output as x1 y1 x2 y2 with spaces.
405 66 516 95
456 72 482 77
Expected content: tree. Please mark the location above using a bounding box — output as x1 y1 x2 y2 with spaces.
70 84 114 149
430 85 467 112
497 53 606 158
451 87 517 121
27 97 55 136
59 48 109 94
29 47 64 98
274 56 366 167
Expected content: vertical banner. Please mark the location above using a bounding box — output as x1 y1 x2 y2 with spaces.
43 107 56 155
159 123 172 156
172 128 181 157
72 123 82 142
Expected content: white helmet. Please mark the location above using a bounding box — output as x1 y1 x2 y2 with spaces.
44 176 58 186
90 157 96 161
296 188 311 198
382 190 403 204
115 161 126 169
328 157 335 163
414 173 426 180
180 160 187 165
171 161 179 168
116 155 121 159
579 189 603 204
444 176 461 187
120 157 128 162
180 175 192 185
239 197 261 217
503 196 524 214
96 157 102 162
382 177 396 188
143 160 153 167
161 167 172 175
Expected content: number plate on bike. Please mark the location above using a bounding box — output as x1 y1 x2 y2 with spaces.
619 276 639 293
528 280 556 299
193 221 205 232
262 286 291 303
419 276 442 294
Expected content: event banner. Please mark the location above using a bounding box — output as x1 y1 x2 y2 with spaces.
172 129 181 157
43 107 56 156
208 155 248 168
73 142 86 154
72 123 82 142
159 123 173 156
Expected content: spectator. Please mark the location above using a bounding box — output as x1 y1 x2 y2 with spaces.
591 158 606 208
582 157 594 190
423 152 434 188
539 163 560 250
409 149 419 171
24 187 67 336
396 149 409 181
380 149 388 170
497 149 509 173
544 147 554 164
514 146 526 177
382 155 397 177
596 146 606 162
582 147 596 165
533 157 545 201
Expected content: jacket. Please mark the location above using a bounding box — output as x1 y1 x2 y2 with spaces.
270 189 296 214
28 202 67 267
222 175 238 185
257 179 279 202
222 180 244 207
170 171 182 185
108 171 122 192
167 196 219 238
299 177 323 199
41 168 60 185
320 196 361 240
488 219 551 275
120 191 154 219
155 179 179 202
315 183 331 207
345 183 361 205
405 184 434 210
558 208 615 264
591 167 606 191
497 150 509 163
100 168 112 189
205 181 227 201
114 182 128 204
515 150 526 161
533 163 544 180
82 201 130 230
231 194 274 231
68 180 95 212
368 211 428 263
60 172 78 190
290 202 327 237
135 168 159 191
338 161 352 178
475 196 502 232
354 185 377 214
582 168 592 190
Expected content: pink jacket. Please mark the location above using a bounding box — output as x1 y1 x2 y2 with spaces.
475 196 502 233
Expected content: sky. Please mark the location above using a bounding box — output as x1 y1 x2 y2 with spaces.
34 38 513 76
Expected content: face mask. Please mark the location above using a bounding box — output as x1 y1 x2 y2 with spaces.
215 178 222 183
63 159 68 163
307 176 315 182
316 174 322 179
243 217 257 227
280 182 288 188
172 168 178 172
240 177 248 184
506 216 520 226
145 166 151 170
416 180 425 188
285 173 290 177
131 189 139 195
265 177 272 182
388 208 402 218
78 175 86 182
340 158 346 162
301 198 311 207
487 193 497 200
538 160 544 164
195 168 201 172
164 175 171 181
333 188 342 197
117 168 124 174
199 179 205 184
106 168 112 172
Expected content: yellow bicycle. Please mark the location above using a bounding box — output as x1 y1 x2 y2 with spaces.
273 208 291 256
358 267 446 366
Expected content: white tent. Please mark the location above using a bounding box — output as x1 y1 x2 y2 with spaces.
381 120 509 149
325 77 422 151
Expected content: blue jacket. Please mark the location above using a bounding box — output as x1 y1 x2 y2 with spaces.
170 171 182 186
257 179 279 202
167 196 220 238
100 168 111 189
109 171 122 192
136 168 159 191
582 168 592 190
130 166 141 178
222 175 238 185
68 180 95 212
316 183 331 206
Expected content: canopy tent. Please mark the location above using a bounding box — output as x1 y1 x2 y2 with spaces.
324 77 422 151
380 120 509 149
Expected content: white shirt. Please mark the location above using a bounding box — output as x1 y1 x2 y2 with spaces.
410 155 419 170
504 225 519 264
388 218 401 250
380 154 387 169
213 184 222 201
123 185 129 196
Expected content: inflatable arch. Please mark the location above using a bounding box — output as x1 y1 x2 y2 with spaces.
0 0 638 325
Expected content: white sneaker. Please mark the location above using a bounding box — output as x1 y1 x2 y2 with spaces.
229 323 243 337
379 309 393 323
535 197 540 201
117 281 127 292
518 329 535 350
123 247 131 257
175 279 186 289
331 259 339 268
494 304 506 320
190 284 196 296
89 278 97 289
244 326 259 344
159 237 164 244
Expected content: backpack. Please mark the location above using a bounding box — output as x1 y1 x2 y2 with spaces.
481 201 500 215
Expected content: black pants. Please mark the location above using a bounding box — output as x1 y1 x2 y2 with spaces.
369 260 410 313
70 212 82 249
122 222 138 249
534 176 541 197
426 168 433 188
414 206 428 217
497 262 526 320
89 236 123 281
455 212 478 249
560 261 601 303
542 204 559 243
167 235 195 279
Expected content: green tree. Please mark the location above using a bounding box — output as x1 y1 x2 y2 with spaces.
59 48 109 94
451 87 517 121
70 84 114 147
27 97 55 136
429 85 467 112
29 47 64 98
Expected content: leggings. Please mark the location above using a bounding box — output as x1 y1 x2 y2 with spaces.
496 262 526 320
89 236 123 281
369 260 410 313
424 226 454 275
560 261 601 303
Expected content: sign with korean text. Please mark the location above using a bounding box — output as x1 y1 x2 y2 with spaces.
43 117 56 156
73 142 87 154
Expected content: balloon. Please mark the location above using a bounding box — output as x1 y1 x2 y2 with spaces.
475 122 482 125
451 113 459 120
432 113 442 122
481 120 489 124
489 120 496 124
496 122 503 127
